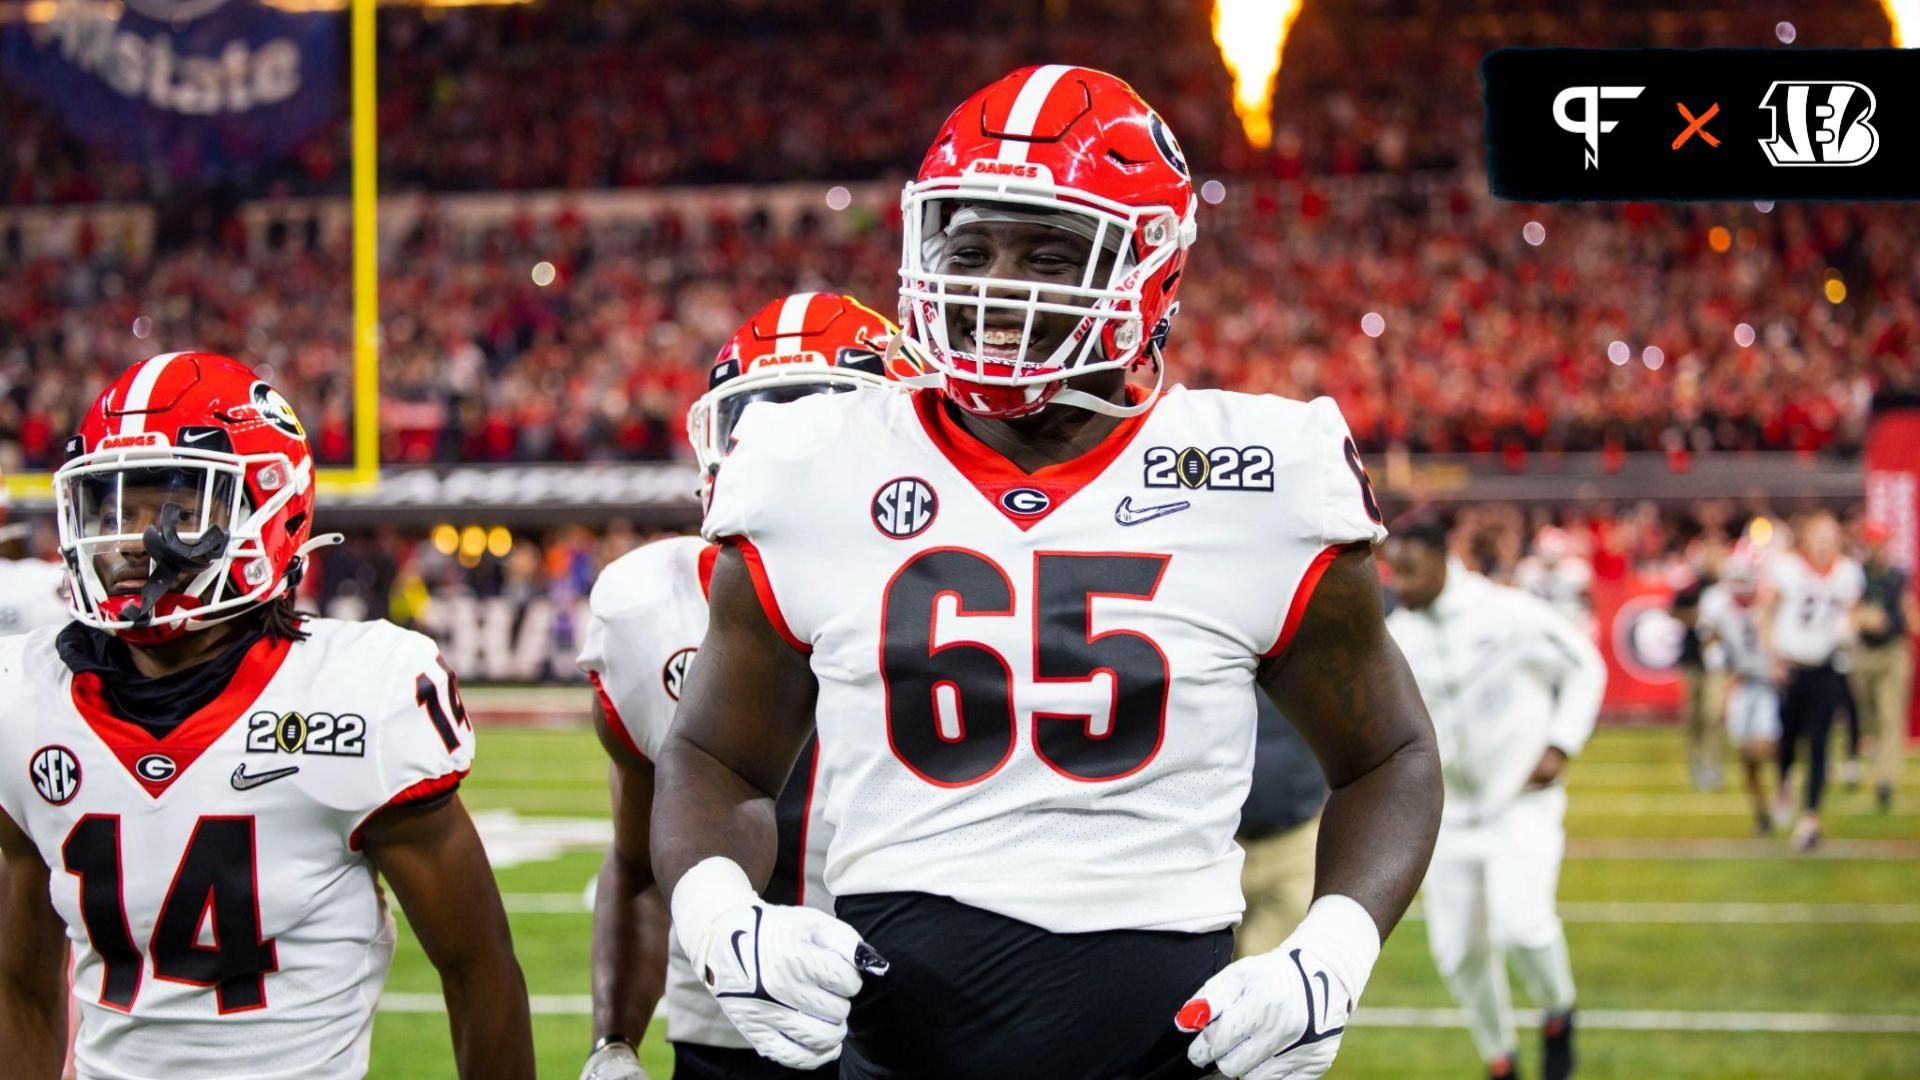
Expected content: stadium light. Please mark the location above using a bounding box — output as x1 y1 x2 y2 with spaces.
1211 0 1305 149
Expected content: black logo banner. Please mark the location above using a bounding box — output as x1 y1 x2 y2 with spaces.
1484 48 1918 200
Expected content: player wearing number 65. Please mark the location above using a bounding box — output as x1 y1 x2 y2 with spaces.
654 66 1443 1080
0 354 534 1079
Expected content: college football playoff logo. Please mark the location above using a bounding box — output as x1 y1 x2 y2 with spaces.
872 477 938 539
1757 81 1878 167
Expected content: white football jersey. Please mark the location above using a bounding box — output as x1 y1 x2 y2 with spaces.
701 385 1385 935
1698 584 1769 682
1765 554 1865 667
576 534 831 1051
0 556 69 636
0 619 474 1080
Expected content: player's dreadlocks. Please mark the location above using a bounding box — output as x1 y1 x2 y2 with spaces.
260 593 312 642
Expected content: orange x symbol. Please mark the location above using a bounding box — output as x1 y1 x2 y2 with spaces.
1673 102 1721 149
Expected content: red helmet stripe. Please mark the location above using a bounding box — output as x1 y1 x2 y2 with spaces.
995 64 1075 164
773 291 821 356
113 352 187 435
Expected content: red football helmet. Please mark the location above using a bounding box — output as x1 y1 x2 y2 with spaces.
899 65 1198 419
686 293 920 481
53 352 338 644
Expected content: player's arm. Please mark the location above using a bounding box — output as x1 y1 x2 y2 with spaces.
651 543 868 1072
1182 546 1440 1079
1258 545 1441 936
586 698 669 1075
652 542 817 901
0 805 66 1079
360 796 535 1080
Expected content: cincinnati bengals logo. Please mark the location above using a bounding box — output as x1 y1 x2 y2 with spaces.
872 477 938 539
250 381 305 439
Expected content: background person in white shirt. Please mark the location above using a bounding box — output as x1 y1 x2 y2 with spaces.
1696 556 1779 835
1384 516 1606 1080
1758 510 1865 852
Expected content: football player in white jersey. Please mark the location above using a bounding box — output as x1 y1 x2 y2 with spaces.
1696 556 1779 835
575 294 914 1080
0 476 70 637
1383 516 1605 1080
1758 510 1865 851
0 353 534 1079
652 67 1443 1080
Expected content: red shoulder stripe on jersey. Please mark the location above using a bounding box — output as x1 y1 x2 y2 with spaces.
71 634 295 799
587 671 648 764
1263 543 1367 659
348 768 470 851
697 543 721 601
722 536 810 654
910 385 1159 530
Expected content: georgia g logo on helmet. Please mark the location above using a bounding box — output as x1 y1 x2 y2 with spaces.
251 381 307 438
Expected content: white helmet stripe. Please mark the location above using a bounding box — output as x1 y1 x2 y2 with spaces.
114 352 186 435
773 291 820 356
994 64 1075 164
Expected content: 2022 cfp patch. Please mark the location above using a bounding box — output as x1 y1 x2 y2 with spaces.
1143 445 1275 492
872 477 938 539
30 745 81 805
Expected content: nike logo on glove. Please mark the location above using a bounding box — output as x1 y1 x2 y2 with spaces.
1116 496 1191 526
230 763 300 790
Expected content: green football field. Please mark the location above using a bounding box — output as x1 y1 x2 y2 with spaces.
368 706 1920 1079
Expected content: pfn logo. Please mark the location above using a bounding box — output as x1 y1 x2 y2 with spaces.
1552 85 1644 169
1758 81 1878 167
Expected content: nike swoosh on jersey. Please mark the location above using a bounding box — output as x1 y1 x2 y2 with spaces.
1115 496 1192 526
230 763 300 790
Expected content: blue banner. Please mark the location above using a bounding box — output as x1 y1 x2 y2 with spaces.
3 0 342 186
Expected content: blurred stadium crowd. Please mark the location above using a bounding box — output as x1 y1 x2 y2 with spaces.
3 0 1915 471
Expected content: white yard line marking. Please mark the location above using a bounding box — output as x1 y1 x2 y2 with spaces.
493 893 1920 924
1361 1006 1920 1035
375 994 1920 1034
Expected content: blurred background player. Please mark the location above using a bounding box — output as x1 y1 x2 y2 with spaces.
1383 514 1606 1080
1696 554 1778 834
0 476 68 637
0 353 534 1079
1849 522 1915 813
1668 552 1724 793
575 294 913 1080
1760 510 1864 851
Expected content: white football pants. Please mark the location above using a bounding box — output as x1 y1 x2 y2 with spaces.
1421 785 1578 1064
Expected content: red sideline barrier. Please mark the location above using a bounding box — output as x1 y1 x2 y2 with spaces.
1864 407 1920 739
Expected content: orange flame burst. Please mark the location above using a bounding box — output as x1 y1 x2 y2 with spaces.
1882 1 1919 45
1211 0 1307 150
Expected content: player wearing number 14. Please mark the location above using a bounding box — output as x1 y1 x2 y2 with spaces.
655 67 1444 1080
0 353 534 1079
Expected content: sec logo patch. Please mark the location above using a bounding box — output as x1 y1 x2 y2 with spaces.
872 477 938 539
30 745 80 805
662 647 697 702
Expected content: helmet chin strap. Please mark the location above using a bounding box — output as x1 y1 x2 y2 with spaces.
127 502 229 628
1047 346 1166 418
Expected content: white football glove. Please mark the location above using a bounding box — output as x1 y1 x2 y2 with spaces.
671 857 887 1071
579 1040 648 1080
1177 896 1381 1080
